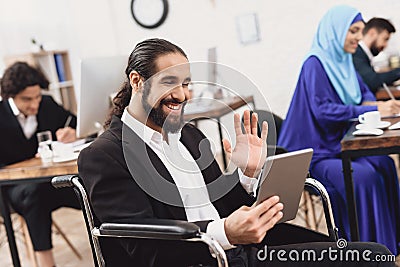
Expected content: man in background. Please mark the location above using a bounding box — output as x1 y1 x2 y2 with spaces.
353 17 400 94
0 62 80 267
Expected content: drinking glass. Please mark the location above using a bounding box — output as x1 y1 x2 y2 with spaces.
36 130 53 163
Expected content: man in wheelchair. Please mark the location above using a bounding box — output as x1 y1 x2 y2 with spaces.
77 38 394 266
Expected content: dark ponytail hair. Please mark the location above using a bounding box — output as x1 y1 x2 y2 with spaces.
104 38 187 128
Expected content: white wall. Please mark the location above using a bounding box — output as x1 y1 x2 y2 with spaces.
1 0 400 118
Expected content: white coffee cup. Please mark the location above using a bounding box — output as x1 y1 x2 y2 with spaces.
358 111 381 127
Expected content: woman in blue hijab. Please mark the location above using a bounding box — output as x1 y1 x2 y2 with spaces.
278 5 400 254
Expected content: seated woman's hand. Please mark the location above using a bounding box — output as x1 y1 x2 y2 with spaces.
377 99 400 117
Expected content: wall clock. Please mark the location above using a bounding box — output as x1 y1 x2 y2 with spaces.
130 0 169 29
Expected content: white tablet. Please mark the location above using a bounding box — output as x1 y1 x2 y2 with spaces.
255 148 313 223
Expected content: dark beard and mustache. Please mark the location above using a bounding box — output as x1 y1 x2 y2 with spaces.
141 88 187 133
370 40 383 57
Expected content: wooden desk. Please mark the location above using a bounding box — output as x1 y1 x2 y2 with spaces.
184 95 254 121
184 95 255 169
375 85 400 100
0 157 78 267
340 117 400 241
0 157 77 181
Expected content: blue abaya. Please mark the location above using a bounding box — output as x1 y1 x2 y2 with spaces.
278 56 400 254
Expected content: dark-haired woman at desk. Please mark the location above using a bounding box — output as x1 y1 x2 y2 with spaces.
278 5 400 255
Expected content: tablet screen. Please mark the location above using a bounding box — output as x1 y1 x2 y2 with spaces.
255 148 313 223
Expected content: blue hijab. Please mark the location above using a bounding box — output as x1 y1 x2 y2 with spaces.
308 5 363 105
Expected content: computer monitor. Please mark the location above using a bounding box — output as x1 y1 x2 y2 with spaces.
77 55 127 138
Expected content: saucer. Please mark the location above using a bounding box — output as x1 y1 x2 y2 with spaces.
352 129 384 136
355 121 391 130
53 152 79 163
388 121 400 130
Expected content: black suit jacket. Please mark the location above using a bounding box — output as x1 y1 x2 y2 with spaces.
0 95 76 167
78 115 255 267
352 44 400 94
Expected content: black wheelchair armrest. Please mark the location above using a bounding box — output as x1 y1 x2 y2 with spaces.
96 220 228 266
98 219 201 240
52 175 78 189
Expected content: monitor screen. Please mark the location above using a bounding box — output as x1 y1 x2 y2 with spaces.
77 55 127 138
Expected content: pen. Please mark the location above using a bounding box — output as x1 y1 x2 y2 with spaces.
64 115 72 128
382 83 396 101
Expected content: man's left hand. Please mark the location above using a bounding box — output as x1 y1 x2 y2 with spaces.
56 127 77 143
223 110 268 177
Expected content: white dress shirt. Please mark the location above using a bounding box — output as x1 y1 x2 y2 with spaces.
121 109 258 250
359 40 374 64
9 98 38 139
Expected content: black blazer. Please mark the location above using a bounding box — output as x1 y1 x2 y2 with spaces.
0 95 76 167
78 116 255 267
352 44 400 94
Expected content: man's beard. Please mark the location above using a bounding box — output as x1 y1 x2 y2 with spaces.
142 91 186 133
370 40 382 57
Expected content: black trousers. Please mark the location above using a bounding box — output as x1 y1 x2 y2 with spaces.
223 224 395 267
6 182 80 251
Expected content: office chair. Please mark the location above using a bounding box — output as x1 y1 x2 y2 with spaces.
0 214 38 266
51 175 228 267
242 109 336 234
0 206 81 267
